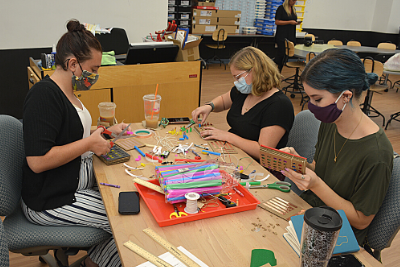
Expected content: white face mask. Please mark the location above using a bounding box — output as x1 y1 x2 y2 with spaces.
233 71 252 94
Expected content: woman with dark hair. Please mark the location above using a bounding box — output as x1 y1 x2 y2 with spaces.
191 46 294 160
22 19 128 267
282 49 393 246
274 0 301 72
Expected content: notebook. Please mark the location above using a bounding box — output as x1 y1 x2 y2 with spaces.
283 210 360 257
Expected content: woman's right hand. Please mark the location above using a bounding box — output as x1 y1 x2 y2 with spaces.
89 128 111 156
191 105 213 124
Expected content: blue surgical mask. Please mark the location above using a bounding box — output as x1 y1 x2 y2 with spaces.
234 72 252 94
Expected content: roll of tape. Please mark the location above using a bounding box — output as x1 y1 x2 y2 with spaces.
132 129 153 138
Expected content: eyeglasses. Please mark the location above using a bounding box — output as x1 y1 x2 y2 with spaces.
233 69 251 81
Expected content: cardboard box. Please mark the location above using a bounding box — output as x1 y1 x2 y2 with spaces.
171 34 203 62
197 2 215 7
193 8 217 17
191 24 239 34
217 17 241 26
216 10 241 18
193 16 218 25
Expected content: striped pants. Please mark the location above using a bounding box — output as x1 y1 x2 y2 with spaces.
22 155 121 267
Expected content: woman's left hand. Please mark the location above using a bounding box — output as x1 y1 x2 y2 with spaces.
281 167 321 191
107 123 132 136
201 126 230 141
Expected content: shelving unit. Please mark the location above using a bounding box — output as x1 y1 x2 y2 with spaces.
295 0 306 32
168 0 193 32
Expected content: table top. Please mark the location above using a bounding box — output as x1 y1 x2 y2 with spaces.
93 123 382 267
295 44 400 58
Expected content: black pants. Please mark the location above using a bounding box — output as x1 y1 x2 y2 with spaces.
274 39 286 73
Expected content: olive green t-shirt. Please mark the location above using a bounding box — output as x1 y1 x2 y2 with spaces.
300 122 393 245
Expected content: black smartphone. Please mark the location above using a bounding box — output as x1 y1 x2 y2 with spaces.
118 192 140 215
167 117 190 124
328 254 364 267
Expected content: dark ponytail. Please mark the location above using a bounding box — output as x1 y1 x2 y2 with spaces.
55 19 102 70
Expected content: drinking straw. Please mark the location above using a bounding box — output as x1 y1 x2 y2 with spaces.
151 84 159 119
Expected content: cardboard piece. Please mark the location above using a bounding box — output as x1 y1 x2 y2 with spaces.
192 24 239 34
218 17 241 26
193 8 217 17
193 16 218 25
171 34 203 62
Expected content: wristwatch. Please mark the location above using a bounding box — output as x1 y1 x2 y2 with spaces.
205 102 215 112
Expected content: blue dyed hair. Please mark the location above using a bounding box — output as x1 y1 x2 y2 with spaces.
300 49 378 100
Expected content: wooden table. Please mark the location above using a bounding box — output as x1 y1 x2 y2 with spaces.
93 123 382 267
294 44 400 59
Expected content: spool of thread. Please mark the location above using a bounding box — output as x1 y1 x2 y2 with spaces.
184 192 200 214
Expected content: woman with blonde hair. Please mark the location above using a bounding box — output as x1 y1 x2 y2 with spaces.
191 46 294 160
274 0 301 72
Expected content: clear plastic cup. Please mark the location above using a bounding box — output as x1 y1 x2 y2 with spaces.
98 102 116 126
143 94 162 129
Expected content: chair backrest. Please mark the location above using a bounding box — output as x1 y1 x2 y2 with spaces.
367 153 400 251
0 115 24 217
363 57 384 77
347 40 361 47
284 39 295 57
327 39 343 46
212 28 227 42
95 28 130 55
0 220 8 267
377 42 396 50
305 34 315 41
306 52 316 64
286 110 321 163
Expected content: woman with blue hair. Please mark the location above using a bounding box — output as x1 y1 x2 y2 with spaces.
282 49 393 247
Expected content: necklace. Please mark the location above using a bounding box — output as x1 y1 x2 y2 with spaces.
334 114 363 163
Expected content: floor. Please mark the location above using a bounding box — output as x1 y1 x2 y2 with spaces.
5 63 400 266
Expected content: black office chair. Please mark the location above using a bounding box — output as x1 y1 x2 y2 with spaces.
96 28 130 55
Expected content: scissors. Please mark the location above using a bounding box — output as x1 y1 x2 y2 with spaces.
98 123 131 147
170 204 188 219
248 181 291 193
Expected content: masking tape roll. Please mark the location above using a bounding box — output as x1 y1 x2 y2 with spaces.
133 129 153 138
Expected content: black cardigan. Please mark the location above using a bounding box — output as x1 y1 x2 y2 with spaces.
22 76 84 211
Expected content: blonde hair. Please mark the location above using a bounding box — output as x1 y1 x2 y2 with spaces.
283 0 297 17
229 46 281 96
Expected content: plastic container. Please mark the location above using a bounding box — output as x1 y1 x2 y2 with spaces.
143 94 162 129
98 102 116 126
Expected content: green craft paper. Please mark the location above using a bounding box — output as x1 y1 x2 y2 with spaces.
250 249 277 267
165 179 222 190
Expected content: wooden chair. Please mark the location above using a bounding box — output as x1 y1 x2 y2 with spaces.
376 42 397 89
281 39 306 101
327 39 343 46
300 52 316 110
205 28 228 70
347 40 362 47
360 57 387 126
304 34 315 42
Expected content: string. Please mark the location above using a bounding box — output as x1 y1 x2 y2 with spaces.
151 84 159 119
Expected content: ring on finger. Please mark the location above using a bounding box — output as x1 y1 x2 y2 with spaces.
301 175 305 180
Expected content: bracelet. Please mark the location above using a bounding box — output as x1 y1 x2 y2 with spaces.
205 102 215 112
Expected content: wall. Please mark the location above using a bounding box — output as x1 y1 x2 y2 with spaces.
303 0 400 34
0 0 167 119
0 0 167 49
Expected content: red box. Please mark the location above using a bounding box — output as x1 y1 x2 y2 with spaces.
135 179 260 227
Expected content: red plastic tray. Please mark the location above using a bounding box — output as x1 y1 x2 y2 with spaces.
135 179 260 227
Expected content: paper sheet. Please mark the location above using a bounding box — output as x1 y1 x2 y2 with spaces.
136 246 209 267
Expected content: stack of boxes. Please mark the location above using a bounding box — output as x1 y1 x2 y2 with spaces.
192 2 241 34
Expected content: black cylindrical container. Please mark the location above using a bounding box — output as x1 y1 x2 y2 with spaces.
300 206 342 267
